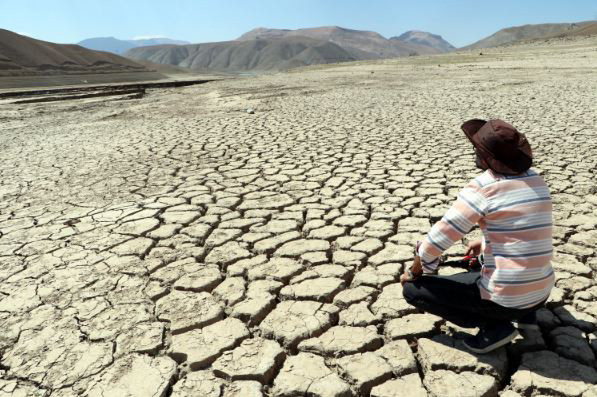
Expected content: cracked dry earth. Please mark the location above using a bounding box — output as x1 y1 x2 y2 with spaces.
1 36 596 397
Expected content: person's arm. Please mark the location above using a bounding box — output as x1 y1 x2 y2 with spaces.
417 180 489 273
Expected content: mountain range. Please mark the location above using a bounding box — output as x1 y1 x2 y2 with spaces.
2 20 596 88
78 37 190 54
236 26 450 57
124 26 454 73
125 36 357 72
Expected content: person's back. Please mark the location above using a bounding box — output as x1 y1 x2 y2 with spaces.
474 168 554 309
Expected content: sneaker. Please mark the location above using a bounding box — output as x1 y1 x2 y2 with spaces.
512 311 540 331
463 323 519 354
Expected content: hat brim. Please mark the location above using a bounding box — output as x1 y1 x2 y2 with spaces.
461 119 487 144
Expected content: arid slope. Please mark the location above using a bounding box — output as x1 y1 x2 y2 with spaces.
125 36 356 72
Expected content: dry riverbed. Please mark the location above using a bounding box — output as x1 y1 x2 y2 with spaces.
1 36 596 396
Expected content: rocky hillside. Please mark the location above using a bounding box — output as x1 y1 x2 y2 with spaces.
237 26 443 58
0 29 158 77
464 21 596 49
391 30 454 52
548 22 597 38
125 36 356 72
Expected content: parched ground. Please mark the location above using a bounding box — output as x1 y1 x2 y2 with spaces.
1 36 596 397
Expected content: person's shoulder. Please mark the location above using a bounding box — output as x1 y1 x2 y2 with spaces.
460 171 494 200
470 169 498 189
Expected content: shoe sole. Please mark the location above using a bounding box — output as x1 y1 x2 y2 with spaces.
513 322 541 331
463 329 520 354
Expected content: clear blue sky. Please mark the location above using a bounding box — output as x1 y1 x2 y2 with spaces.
1 0 595 47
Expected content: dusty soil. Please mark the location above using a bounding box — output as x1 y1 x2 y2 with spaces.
0 36 596 396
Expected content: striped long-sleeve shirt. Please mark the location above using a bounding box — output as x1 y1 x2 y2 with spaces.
418 168 554 309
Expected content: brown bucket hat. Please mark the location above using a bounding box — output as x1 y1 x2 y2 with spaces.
461 119 533 175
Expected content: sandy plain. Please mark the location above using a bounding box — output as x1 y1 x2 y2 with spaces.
0 36 596 397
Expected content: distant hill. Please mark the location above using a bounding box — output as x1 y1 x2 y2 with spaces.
125 36 357 72
78 37 190 54
464 21 596 49
547 21 597 38
0 29 164 87
78 37 137 54
391 30 454 52
237 26 444 58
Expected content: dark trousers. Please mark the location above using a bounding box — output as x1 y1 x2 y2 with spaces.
402 271 543 328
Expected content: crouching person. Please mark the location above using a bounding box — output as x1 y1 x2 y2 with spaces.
401 119 554 354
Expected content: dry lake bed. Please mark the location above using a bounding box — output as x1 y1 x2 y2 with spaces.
1 36 596 396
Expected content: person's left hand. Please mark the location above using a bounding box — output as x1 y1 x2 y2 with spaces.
400 271 415 286
400 255 422 286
